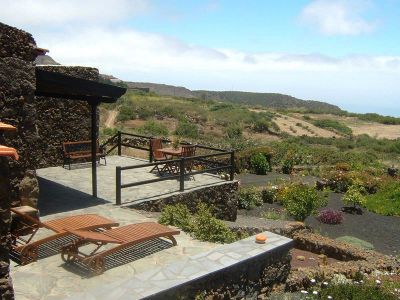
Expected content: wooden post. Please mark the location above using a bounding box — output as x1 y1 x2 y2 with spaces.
230 151 235 181
179 158 185 191
117 131 122 156
116 166 121 205
91 102 98 198
149 139 153 162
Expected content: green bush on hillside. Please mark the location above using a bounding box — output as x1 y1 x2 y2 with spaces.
365 180 400 216
238 187 263 210
342 185 366 208
250 153 271 175
235 147 273 173
137 120 169 137
278 183 327 221
117 105 135 121
313 119 353 136
225 124 243 139
175 121 199 139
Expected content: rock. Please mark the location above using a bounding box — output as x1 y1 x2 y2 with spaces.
296 256 305 261
18 170 39 208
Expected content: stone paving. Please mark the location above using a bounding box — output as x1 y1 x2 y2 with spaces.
37 155 227 206
10 205 218 300
64 231 293 300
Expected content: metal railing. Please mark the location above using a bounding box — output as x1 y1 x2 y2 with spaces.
103 131 235 205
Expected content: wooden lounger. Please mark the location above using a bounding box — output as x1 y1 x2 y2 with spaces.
10 207 119 265
61 222 180 275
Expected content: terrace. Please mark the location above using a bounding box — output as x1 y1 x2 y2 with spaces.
9 132 294 300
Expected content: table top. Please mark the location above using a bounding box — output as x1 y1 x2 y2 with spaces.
0 145 19 160
159 147 182 156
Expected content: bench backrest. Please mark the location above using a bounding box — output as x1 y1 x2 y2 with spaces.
63 140 101 154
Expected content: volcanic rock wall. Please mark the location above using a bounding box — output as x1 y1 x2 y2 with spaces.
0 22 98 299
34 66 97 168
0 21 38 300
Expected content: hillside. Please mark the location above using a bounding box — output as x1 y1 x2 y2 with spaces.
193 90 342 113
122 81 342 114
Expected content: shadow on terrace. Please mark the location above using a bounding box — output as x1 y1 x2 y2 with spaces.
37 131 235 214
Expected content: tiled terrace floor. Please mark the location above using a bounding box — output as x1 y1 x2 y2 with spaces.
37 155 227 207
11 206 218 300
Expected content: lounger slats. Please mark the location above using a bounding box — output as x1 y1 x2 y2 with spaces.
68 229 124 244
43 214 117 232
102 222 179 243
61 222 180 275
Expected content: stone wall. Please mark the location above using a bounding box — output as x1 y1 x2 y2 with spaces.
148 235 292 300
0 21 99 299
0 21 38 300
131 181 239 221
0 158 13 300
34 66 97 168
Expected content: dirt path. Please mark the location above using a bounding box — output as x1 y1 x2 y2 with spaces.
105 110 118 128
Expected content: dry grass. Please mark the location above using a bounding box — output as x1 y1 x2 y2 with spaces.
292 113 400 140
274 114 340 138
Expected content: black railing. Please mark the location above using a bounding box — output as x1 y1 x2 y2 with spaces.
106 131 235 205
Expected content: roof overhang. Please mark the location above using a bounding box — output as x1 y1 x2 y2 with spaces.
35 69 126 104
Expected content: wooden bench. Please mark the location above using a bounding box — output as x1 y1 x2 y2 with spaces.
62 140 106 170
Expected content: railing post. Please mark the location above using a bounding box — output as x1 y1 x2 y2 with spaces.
117 131 122 156
179 158 185 191
230 151 235 180
149 138 153 162
116 166 121 205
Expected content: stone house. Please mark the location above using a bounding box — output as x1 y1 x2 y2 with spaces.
0 21 100 299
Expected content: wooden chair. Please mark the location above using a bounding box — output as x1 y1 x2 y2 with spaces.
180 145 196 179
10 207 119 265
61 222 180 275
149 138 169 175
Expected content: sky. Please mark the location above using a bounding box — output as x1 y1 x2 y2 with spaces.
1 0 399 116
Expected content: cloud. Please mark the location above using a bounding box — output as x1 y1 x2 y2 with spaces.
299 0 377 35
0 0 150 27
39 27 399 79
39 26 399 115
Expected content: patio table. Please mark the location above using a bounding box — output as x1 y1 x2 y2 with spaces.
158 148 183 174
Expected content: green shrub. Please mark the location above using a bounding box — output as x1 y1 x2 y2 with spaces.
191 203 236 244
159 203 237 244
313 119 353 136
175 121 199 139
250 153 271 175
336 236 374 250
252 119 270 133
117 105 135 121
365 180 400 216
235 147 273 173
158 203 192 232
261 185 278 203
225 124 243 139
317 282 397 299
238 187 263 210
137 120 169 137
278 183 327 221
101 127 118 137
342 185 366 208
